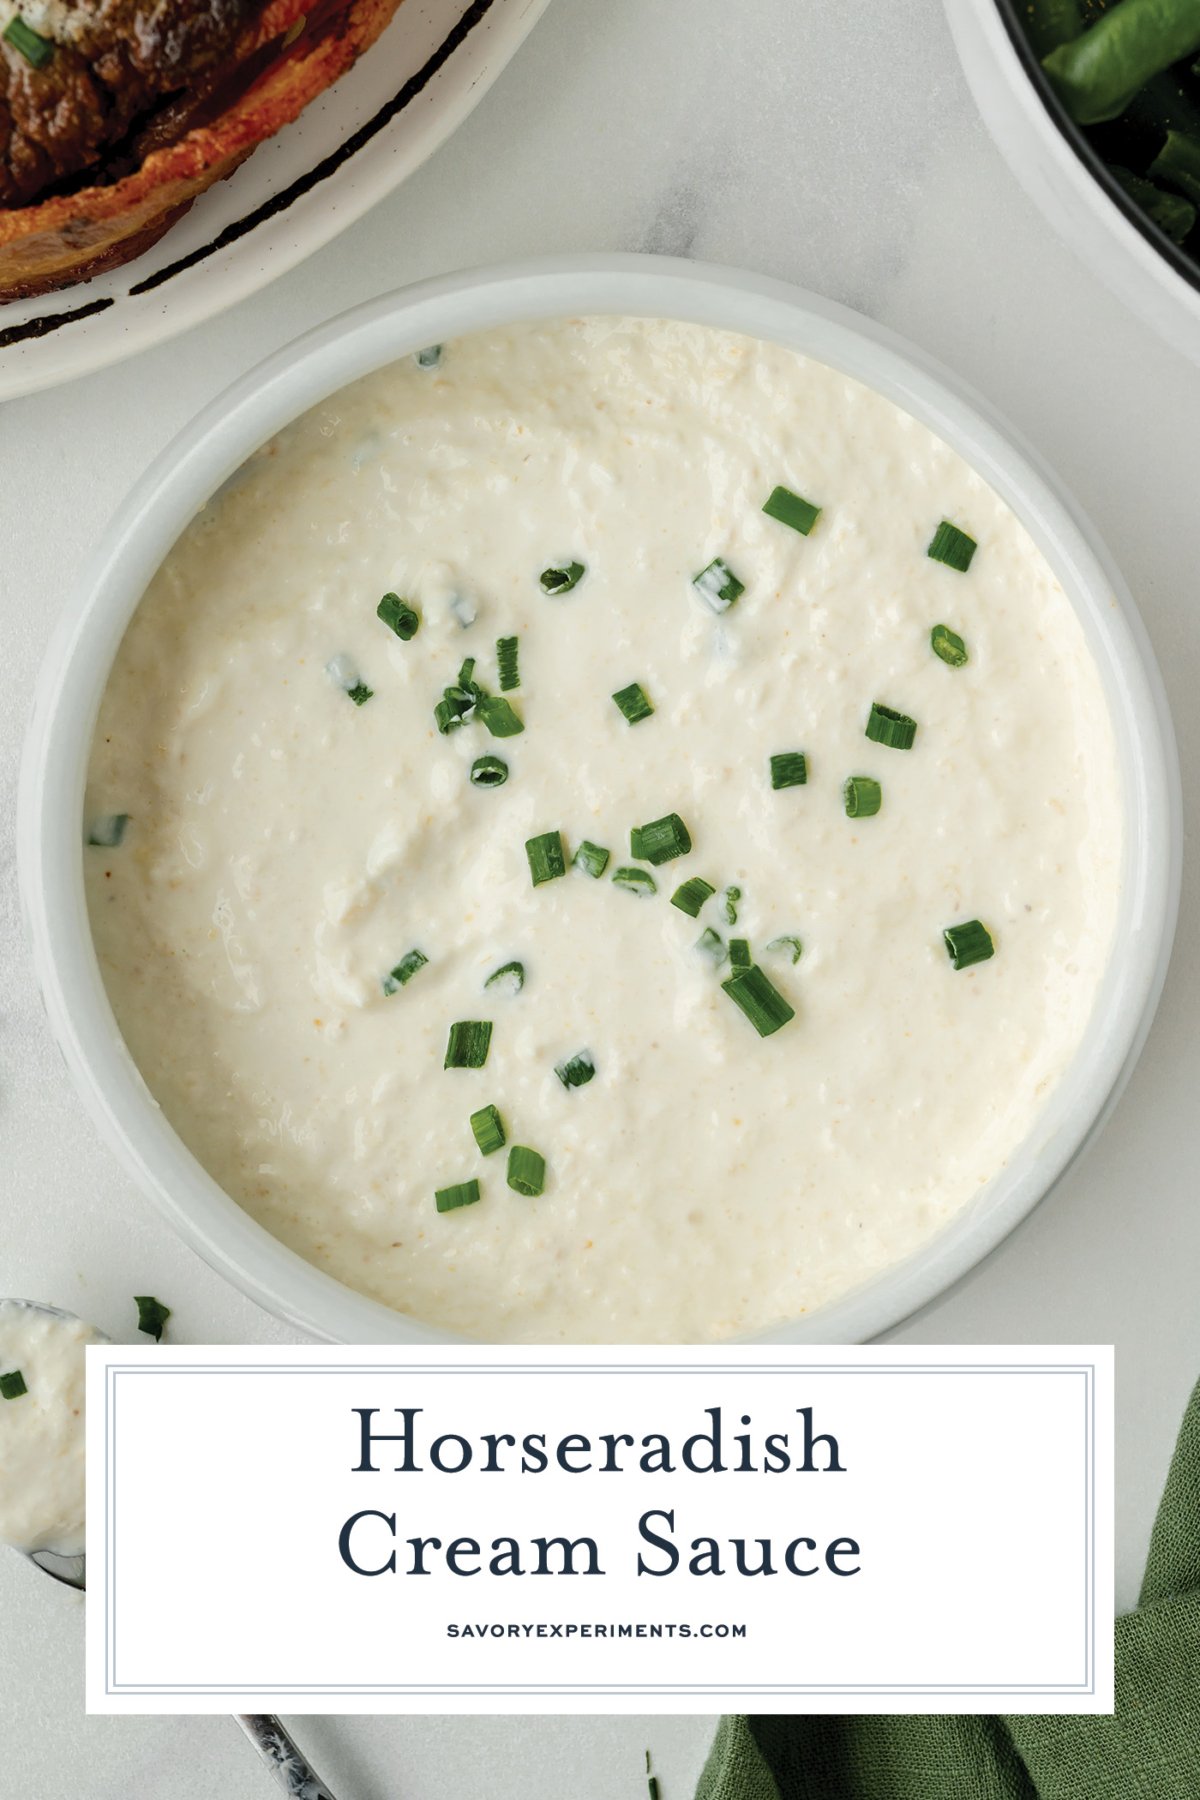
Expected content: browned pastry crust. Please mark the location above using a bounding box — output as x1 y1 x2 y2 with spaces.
0 0 403 300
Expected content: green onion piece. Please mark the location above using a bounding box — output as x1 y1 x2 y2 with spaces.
943 919 995 970
477 695 524 738
555 1050 596 1089
377 593 419 639
927 520 977 572
729 937 752 970
347 682 373 707
0 1369 28 1400
470 1104 506 1156
540 561 586 595
630 812 692 865
649 1780 661 1800
671 876 716 917
720 964 795 1037
695 926 726 965
470 754 509 788
612 865 658 897
415 344 443 368
762 485 822 536
134 1296 171 1342
692 557 745 613
382 949 428 995
612 681 654 725
843 775 882 818
3 17 53 67
444 1021 493 1068
865 702 917 750
435 697 469 733
724 885 741 926
87 813 129 848
526 830 566 886
484 960 524 995
497 636 520 691
457 656 478 692
507 1145 546 1197
436 1178 481 1213
769 751 808 790
573 839 611 878
931 624 969 668
766 934 803 964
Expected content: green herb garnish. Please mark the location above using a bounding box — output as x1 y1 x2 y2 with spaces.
724 885 741 926
436 1179 481 1213
630 812 692 865
612 682 654 725
485 961 525 995
612 865 657 897
573 840 610 878
3 17 53 68
927 520 977 572
377 593 420 640
865 702 917 750
931 624 968 668
526 830 566 886
477 694 524 738
692 557 744 613
762 485 821 536
382 949 428 994
766 934 803 964
0 1370 28 1400
507 1145 546 1196
671 876 716 917
695 926 726 964
728 937 752 970
769 751 808 790
720 964 795 1037
943 919 995 970
843 775 882 818
445 1021 493 1068
470 1104 506 1156
555 1050 596 1090
497 636 520 691
470 754 509 788
134 1296 171 1342
540 561 586 595
347 683 373 706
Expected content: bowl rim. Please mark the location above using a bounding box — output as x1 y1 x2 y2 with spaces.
946 0 1200 357
17 251 1183 1346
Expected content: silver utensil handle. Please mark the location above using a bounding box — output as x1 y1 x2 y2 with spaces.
235 1715 341 1799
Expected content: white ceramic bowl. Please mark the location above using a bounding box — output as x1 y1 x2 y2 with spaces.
948 0 1200 365
18 254 1182 1345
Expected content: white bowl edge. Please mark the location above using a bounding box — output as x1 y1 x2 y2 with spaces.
17 252 1183 1346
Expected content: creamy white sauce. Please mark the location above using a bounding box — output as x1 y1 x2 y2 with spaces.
0 1302 100 1555
85 317 1123 1343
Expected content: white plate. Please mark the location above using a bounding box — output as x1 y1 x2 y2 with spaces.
0 0 550 400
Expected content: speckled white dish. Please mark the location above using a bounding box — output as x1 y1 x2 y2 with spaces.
17 255 1181 1345
0 0 550 401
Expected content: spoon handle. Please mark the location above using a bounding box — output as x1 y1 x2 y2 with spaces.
235 1714 341 1799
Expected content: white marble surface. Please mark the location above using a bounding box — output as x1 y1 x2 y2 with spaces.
2 0 1199 1793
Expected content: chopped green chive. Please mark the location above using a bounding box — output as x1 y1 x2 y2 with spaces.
649 1780 661 1800
347 683 373 706
327 654 373 705
555 1050 596 1090
134 1296 170 1342
0 1369 28 1400
470 1104 506 1156
696 926 726 965
763 485 821 536
382 949 428 995
435 696 470 734
729 937 752 970
87 813 129 848
436 1178 481 1213
943 919 995 970
573 840 610 878
377 593 419 640
766 934 803 964
3 16 53 67
507 1145 546 1197
630 812 692 865
724 886 741 926
671 876 716 917
445 1021 493 1068
931 624 969 668
865 702 917 750
612 865 658 897
484 960 525 995
540 561 586 595
692 557 745 613
526 830 566 886
415 344 442 368
612 682 654 725
477 694 524 738
497 636 520 691
843 775 882 818
721 964 795 1037
470 754 509 788
927 520 977 572
770 751 808 790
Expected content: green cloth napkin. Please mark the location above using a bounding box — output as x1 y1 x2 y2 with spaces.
698 1377 1200 1800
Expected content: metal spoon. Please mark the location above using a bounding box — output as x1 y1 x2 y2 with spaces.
1 1301 341 1799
